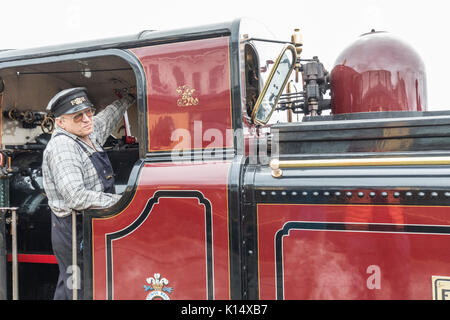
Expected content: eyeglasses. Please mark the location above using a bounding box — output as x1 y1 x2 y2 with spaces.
68 108 96 123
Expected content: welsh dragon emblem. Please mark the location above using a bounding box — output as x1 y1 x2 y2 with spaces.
176 85 199 107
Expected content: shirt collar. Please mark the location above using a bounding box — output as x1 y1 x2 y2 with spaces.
52 127 98 149
52 127 78 140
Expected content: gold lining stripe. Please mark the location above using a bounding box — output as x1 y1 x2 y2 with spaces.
270 157 450 177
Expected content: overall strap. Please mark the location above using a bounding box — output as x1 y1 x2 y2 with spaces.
54 132 94 156
53 132 115 194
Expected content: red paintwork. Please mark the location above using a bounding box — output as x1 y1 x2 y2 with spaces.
91 161 231 300
331 32 427 114
7 254 57 264
130 37 233 153
257 203 450 299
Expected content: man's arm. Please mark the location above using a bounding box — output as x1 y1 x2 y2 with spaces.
93 94 136 145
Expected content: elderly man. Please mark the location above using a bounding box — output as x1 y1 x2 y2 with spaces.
42 87 135 299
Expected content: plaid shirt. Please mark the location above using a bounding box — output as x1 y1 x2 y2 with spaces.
42 94 135 218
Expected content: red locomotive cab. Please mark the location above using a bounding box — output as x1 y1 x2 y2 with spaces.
330 30 427 114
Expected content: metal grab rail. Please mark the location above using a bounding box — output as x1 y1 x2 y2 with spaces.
0 207 19 300
0 208 6 300
72 210 78 301
269 156 450 178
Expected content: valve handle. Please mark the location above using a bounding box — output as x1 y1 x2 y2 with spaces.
41 115 55 134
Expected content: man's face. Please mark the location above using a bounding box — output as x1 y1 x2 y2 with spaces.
56 107 95 137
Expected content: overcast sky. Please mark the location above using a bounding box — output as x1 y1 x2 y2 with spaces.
1 0 449 110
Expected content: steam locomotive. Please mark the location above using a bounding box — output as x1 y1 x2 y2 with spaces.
1 18 449 300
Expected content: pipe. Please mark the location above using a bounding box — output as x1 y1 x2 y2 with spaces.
11 209 18 300
286 81 293 123
72 210 77 300
0 208 6 300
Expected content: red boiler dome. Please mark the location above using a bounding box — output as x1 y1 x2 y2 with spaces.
330 30 427 114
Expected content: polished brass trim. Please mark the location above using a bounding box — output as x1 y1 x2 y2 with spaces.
251 44 297 125
286 81 293 122
270 156 450 178
291 28 302 82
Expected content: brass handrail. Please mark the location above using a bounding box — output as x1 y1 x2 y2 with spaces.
269 156 450 178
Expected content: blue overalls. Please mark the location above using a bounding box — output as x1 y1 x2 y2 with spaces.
51 133 115 299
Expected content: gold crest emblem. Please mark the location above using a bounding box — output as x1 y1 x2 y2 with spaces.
70 96 86 106
176 85 199 107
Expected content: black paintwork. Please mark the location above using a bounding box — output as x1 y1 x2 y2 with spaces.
241 164 259 300
227 155 245 299
273 112 450 157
